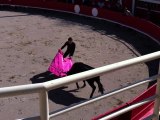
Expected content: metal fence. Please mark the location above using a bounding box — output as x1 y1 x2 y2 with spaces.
0 51 160 120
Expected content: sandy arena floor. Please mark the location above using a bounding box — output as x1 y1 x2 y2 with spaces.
0 8 159 120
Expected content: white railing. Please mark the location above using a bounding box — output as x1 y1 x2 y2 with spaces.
0 51 160 120
49 75 159 119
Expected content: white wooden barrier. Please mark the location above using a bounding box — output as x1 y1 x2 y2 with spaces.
0 51 160 120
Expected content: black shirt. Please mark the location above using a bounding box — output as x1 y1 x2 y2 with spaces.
61 41 76 56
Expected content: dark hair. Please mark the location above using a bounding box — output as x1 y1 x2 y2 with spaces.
68 37 72 41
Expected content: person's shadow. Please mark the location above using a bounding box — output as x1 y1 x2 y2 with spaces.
30 71 86 106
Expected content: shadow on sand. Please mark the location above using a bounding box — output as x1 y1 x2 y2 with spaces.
30 71 86 106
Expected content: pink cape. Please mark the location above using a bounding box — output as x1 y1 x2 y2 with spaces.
48 50 73 77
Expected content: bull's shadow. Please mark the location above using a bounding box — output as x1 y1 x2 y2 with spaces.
30 71 86 106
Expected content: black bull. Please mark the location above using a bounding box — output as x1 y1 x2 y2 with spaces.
30 62 105 98
67 62 104 98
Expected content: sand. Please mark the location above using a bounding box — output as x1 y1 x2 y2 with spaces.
0 7 159 120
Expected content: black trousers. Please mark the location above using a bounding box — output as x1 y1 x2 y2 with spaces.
64 50 72 57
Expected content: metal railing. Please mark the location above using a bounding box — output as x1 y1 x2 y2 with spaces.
50 75 159 119
0 51 160 120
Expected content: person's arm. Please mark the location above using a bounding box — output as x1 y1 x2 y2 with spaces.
61 42 67 49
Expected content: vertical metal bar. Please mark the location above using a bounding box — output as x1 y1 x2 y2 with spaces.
39 90 49 120
132 0 135 15
153 62 160 120
119 0 122 5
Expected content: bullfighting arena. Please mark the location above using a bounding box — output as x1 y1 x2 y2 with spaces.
0 8 159 120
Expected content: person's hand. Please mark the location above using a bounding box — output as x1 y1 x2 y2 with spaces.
58 49 64 55
58 49 61 52
69 56 72 59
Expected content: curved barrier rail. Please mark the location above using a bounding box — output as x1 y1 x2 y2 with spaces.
93 79 158 120
0 0 160 43
0 51 160 120
49 75 159 119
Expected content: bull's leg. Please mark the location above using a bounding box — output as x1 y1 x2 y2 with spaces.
89 82 96 98
81 80 86 88
76 82 80 89
97 80 104 94
90 86 96 98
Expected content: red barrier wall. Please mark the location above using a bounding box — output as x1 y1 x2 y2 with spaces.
92 84 156 120
0 0 160 43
